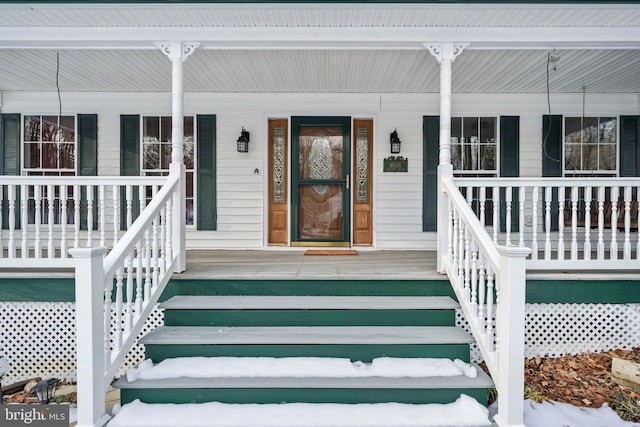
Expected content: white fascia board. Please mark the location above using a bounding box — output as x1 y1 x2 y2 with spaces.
0 26 638 50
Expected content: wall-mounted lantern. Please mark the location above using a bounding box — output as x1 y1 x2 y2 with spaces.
237 127 250 153
390 129 401 154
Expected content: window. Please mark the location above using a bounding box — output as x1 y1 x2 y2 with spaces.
22 115 77 225
564 116 617 176
23 115 76 176
142 116 195 225
451 117 497 175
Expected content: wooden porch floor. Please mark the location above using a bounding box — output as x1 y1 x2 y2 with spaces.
178 250 442 280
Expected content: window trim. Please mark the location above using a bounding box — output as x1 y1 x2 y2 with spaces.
451 115 500 177
21 114 78 176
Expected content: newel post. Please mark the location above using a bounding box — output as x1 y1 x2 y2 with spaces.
494 245 531 427
159 42 199 273
70 247 110 427
426 43 467 273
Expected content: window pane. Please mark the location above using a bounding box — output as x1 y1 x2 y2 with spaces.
24 116 41 142
143 143 160 169
59 143 75 169
59 116 75 142
599 117 616 144
161 117 172 142
451 138 461 170
184 136 194 168
25 143 40 168
565 143 581 171
186 199 194 226
186 172 194 198
599 144 616 170
480 145 495 170
463 117 478 140
479 117 496 143
184 117 194 139
161 144 172 169
42 116 59 142
143 117 160 142
42 143 57 169
451 117 462 139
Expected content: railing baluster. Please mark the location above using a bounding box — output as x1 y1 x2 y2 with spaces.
113 185 120 246
492 186 499 244
570 186 578 260
135 240 144 317
485 266 495 352
584 186 592 260
103 277 112 371
610 186 619 260
479 186 486 226
544 186 552 260
505 186 512 246
74 185 80 249
557 186 565 261
8 185 16 258
99 185 106 247
61 184 68 258
531 186 539 260
86 185 94 247
477 257 486 333
597 186 605 260
0 186 3 258
35 185 42 258
125 253 134 333
126 185 133 230
470 242 478 317
623 186 632 260
20 184 28 258
637 185 640 261
447 198 454 264
114 266 124 352
519 186 525 247
47 184 55 258
463 226 471 302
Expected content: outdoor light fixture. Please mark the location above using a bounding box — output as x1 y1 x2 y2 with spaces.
33 378 60 404
390 129 402 154
237 127 250 153
0 356 9 403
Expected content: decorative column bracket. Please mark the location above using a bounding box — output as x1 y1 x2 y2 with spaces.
425 43 468 64
157 42 200 62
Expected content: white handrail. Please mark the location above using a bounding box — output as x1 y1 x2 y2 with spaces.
71 174 180 427
443 176 530 427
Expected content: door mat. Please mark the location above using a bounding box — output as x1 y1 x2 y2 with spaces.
304 249 359 256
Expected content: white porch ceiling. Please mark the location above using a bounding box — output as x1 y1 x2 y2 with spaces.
0 3 639 94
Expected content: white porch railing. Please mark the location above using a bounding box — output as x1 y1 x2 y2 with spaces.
453 177 639 270
0 176 167 268
442 177 530 427
70 173 180 427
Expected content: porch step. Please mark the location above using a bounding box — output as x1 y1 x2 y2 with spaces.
141 326 473 362
115 281 493 425
115 362 493 405
161 295 458 327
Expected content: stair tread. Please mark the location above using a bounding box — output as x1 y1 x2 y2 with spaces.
141 326 473 345
161 295 460 310
114 367 493 390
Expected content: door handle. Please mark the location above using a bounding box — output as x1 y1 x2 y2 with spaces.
345 174 350 190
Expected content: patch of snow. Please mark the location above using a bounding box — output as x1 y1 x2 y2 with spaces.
126 357 477 382
523 399 640 427
107 394 491 427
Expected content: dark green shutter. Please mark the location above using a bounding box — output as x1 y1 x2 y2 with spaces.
423 116 439 231
120 115 140 229
78 114 98 230
197 115 217 230
620 116 640 177
500 116 520 232
1 114 21 229
542 115 562 230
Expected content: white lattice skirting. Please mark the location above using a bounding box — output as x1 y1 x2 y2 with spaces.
1 302 639 385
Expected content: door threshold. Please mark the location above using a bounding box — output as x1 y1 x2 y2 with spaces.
304 249 359 256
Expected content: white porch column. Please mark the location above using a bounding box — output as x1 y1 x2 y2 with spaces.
426 43 467 273
159 42 199 273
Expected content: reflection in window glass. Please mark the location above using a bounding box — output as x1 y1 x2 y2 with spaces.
142 116 195 225
564 117 617 175
451 116 497 175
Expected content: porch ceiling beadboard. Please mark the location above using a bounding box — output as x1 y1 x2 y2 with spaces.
0 2 638 94
0 48 639 94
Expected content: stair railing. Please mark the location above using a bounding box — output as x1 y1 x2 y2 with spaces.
70 173 180 427
442 177 530 427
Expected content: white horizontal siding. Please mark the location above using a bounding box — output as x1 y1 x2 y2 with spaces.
2 91 638 251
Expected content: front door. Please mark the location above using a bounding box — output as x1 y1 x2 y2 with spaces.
291 116 351 246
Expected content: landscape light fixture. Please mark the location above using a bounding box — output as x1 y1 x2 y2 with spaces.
237 127 250 153
0 356 9 403
390 129 402 154
33 378 60 404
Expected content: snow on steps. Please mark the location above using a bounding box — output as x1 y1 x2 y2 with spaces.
107 394 494 427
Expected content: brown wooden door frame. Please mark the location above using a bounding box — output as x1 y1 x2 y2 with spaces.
267 118 289 245
352 119 374 246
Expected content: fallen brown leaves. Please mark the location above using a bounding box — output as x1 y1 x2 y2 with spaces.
525 347 640 409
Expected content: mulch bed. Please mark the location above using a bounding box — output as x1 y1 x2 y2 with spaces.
524 346 640 408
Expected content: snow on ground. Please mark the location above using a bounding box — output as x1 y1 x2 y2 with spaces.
107 395 491 427
126 357 478 382
522 399 640 427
